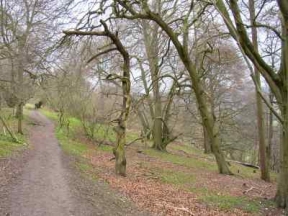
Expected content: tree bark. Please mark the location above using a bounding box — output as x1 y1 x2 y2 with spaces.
249 0 270 182
203 126 211 154
16 103 23 134
64 20 131 176
141 20 164 151
275 0 288 207
137 108 151 139
267 92 273 170
275 100 288 208
16 59 24 134
113 123 127 176
143 7 232 174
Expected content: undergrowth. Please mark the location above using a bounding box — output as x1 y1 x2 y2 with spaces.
0 107 28 158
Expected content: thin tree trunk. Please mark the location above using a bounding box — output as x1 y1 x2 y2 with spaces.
203 126 211 154
17 103 23 134
249 0 270 181
137 108 150 139
142 20 163 150
267 92 274 170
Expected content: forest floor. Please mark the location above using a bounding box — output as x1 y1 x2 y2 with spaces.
39 107 286 216
0 110 148 216
0 107 286 216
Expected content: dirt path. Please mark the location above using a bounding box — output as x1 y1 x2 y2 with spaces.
1 111 147 216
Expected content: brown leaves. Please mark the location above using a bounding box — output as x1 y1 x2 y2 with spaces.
81 145 279 215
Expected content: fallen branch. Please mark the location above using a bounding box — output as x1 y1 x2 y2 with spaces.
156 203 194 215
125 137 143 146
227 159 259 169
243 185 264 196
243 186 255 194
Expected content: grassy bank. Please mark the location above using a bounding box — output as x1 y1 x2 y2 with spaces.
41 108 278 215
0 107 28 158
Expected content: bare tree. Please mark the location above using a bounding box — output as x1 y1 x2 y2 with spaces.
64 20 131 176
107 0 232 174
0 0 70 133
215 0 288 208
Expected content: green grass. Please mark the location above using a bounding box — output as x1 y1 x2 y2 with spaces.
24 103 35 110
75 160 99 181
188 186 275 213
41 108 277 214
162 142 278 182
98 144 113 152
0 134 26 157
56 128 88 156
55 125 100 181
41 108 140 146
169 142 205 155
0 108 28 158
203 194 259 212
156 168 195 185
201 193 269 213
229 163 278 182
40 109 58 121
144 148 217 171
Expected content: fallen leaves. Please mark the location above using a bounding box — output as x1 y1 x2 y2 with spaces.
79 144 282 216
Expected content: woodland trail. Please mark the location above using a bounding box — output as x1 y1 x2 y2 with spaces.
0 111 147 216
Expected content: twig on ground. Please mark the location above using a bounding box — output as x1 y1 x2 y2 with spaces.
156 203 194 215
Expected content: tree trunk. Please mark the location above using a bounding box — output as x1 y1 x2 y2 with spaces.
137 109 151 139
275 1 288 207
142 21 164 151
161 81 177 149
113 123 126 176
203 126 211 154
149 14 232 173
114 3 232 174
275 100 288 208
249 0 270 182
153 105 164 150
267 92 274 170
208 118 232 174
17 103 23 134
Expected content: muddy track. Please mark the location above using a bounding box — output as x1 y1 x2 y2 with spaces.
0 111 148 216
